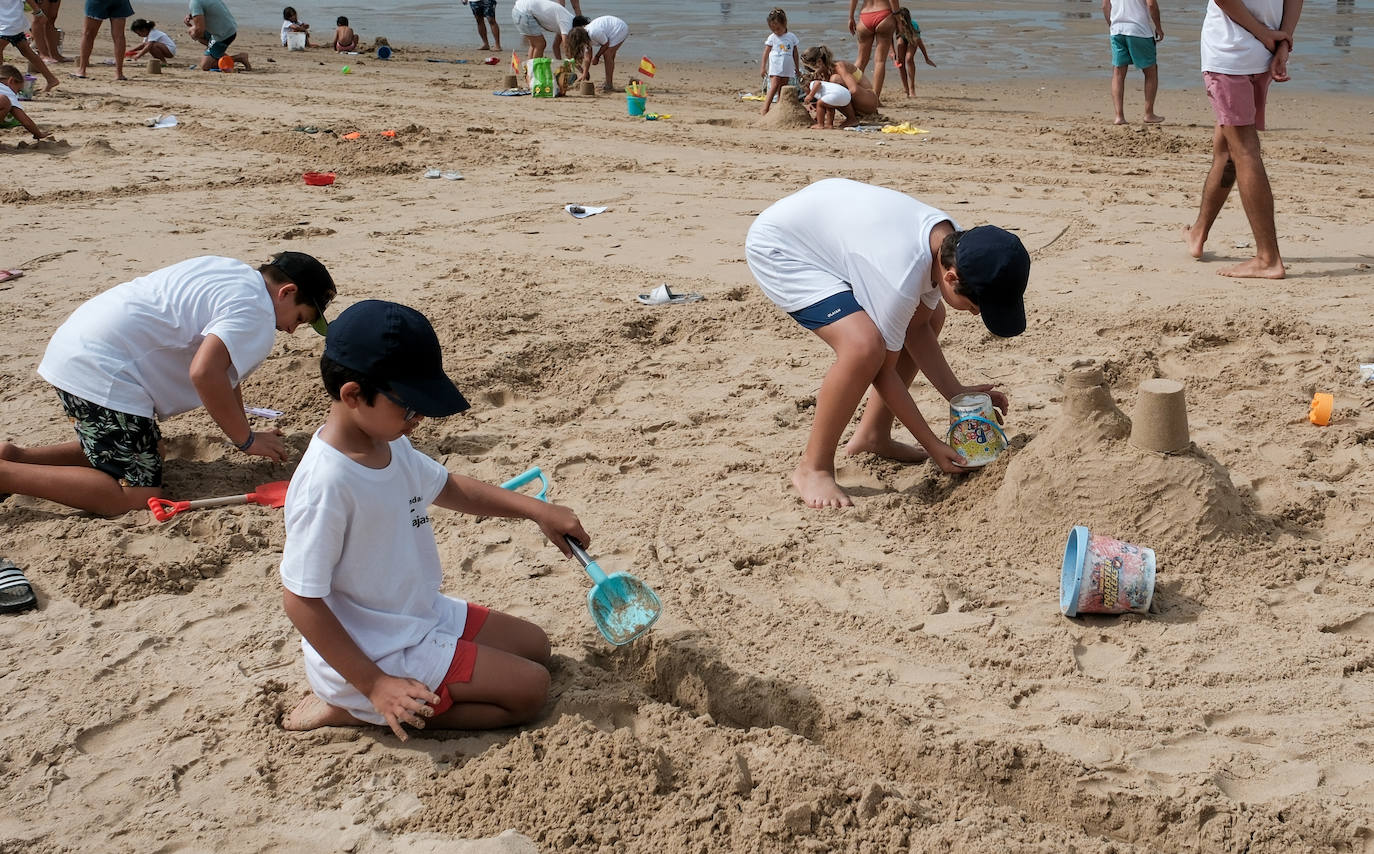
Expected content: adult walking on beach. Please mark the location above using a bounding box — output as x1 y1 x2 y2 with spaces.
801 45 877 127
848 0 897 102
29 0 68 64
74 0 132 80
1184 0 1301 279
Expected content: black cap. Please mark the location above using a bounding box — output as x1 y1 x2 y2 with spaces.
955 226 1031 338
268 251 336 336
324 300 470 417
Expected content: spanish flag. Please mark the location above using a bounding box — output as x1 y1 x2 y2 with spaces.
638 56 656 77
512 50 521 73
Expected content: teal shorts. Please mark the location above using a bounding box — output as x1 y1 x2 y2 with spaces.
1111 34 1156 69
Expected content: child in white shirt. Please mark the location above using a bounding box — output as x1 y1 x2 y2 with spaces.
129 19 177 61
759 6 799 116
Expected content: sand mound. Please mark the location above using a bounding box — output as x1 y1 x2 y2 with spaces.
756 86 812 129
994 366 1265 549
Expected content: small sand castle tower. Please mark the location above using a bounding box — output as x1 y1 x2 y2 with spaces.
993 365 1259 546
757 85 813 129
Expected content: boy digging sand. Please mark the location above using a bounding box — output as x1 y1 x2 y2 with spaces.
280 300 588 740
0 64 53 139
746 179 1031 509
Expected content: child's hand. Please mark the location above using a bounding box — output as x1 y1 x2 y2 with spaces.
535 503 590 557
33 130 53 140
367 674 440 741
928 441 970 475
959 384 1009 418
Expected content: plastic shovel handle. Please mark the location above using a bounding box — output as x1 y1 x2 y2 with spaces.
565 536 610 585
499 467 549 501
147 493 250 522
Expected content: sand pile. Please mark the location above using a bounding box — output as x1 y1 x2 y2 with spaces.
756 86 812 129
994 366 1266 550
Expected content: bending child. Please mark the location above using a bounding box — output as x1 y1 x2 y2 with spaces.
746 179 1030 508
799 45 874 129
759 7 799 115
567 14 627 92
0 64 51 138
129 18 176 61
280 300 589 739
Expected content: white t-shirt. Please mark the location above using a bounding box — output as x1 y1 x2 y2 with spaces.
1108 0 1154 38
746 179 955 352
586 15 628 48
765 31 800 78
280 20 301 44
1201 0 1283 75
280 432 468 726
144 27 177 54
37 256 276 420
514 0 574 34
0 0 28 38
0 82 19 106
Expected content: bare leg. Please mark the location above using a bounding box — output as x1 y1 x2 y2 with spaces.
871 20 895 102
232 52 250 70
792 313 886 509
76 15 100 77
855 23 873 72
1216 123 1284 278
489 17 500 51
475 17 491 50
110 17 126 79
13 38 59 90
845 305 945 462
1111 64 1127 124
761 75 783 115
601 42 617 90
1184 124 1236 259
525 33 546 59
0 440 160 515
1143 65 1163 122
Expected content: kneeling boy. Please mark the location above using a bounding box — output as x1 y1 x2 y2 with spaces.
280 300 589 740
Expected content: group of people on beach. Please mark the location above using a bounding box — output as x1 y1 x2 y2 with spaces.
0 0 1306 744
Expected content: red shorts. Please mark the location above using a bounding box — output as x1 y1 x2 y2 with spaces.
430 603 490 715
1204 71 1272 130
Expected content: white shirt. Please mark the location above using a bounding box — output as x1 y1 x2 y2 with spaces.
585 15 628 48
1201 0 1283 75
765 31 800 78
1108 0 1154 39
280 432 466 726
0 0 28 38
38 256 276 419
513 0 574 34
745 179 954 352
144 27 177 54
0 82 19 106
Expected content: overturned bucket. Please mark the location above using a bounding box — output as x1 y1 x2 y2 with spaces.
1060 526 1156 617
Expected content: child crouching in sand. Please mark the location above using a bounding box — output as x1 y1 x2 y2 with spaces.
800 45 874 129
0 64 51 139
280 300 589 740
129 19 177 61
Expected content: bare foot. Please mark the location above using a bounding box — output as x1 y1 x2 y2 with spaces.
282 694 365 731
1113 116 1127 125
839 116 860 129
1219 257 1285 279
844 433 930 463
239 59 252 71
792 467 853 509
809 122 824 129
114 75 127 81
1144 113 1164 123
1182 224 1206 259
43 77 60 92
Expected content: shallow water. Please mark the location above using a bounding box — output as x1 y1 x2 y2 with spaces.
138 0 1368 92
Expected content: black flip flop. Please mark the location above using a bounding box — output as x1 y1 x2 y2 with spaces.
0 559 37 614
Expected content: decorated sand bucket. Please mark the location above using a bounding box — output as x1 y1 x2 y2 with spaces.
946 416 1007 467
949 391 999 426
627 94 646 116
1060 526 1156 617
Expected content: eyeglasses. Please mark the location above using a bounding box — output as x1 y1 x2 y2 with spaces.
378 389 418 422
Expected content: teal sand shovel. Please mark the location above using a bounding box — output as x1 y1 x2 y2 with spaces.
501 467 662 646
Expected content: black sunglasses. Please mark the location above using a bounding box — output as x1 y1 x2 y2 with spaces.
378 389 418 422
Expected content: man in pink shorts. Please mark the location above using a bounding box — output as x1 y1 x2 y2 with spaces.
1183 0 1302 280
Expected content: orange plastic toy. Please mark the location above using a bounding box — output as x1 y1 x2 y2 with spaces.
1309 392 1334 426
218 55 235 72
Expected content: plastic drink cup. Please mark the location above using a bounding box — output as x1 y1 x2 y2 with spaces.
627 95 646 116
1060 526 1156 617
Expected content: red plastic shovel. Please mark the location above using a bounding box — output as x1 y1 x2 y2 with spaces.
147 481 290 522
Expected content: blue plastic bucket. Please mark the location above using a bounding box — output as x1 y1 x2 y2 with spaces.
377 45 392 60
1060 526 1156 617
627 95 646 116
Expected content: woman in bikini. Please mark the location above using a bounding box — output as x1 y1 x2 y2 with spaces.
848 0 898 103
801 45 877 128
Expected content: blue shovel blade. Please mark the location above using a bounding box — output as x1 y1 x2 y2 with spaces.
588 572 662 646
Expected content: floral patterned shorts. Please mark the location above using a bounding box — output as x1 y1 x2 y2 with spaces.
55 389 163 488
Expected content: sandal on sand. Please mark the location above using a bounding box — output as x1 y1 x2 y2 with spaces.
0 270 22 283
0 559 37 614
636 284 704 306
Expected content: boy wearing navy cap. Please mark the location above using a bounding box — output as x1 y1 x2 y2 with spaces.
746 178 1031 509
279 299 588 741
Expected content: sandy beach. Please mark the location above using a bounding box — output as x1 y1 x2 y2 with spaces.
3 19 1374 853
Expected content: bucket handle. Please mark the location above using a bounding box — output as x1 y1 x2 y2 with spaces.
946 415 1007 447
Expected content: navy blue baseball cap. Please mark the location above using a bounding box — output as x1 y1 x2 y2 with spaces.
324 300 470 417
956 225 1031 338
